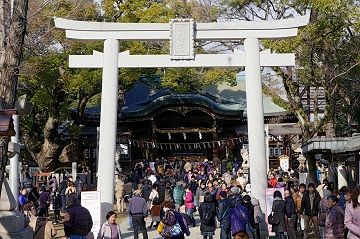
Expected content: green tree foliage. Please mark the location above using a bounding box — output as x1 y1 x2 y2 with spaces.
220 0 359 183
19 0 238 171
221 0 360 140
19 0 104 171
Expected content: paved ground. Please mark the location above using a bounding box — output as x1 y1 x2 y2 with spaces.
51 209 312 239
53 211 220 239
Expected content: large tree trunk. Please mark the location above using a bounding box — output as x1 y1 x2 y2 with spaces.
35 116 61 172
0 0 28 197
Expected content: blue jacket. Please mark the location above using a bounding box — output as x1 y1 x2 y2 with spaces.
19 194 27 206
217 198 231 224
230 204 250 236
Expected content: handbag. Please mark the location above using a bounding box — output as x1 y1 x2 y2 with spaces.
160 222 183 238
267 212 280 225
160 222 182 237
157 221 164 233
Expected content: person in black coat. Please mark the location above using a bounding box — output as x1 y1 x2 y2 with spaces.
300 183 321 239
272 190 286 239
243 194 255 228
284 189 297 239
199 192 217 239
217 191 231 239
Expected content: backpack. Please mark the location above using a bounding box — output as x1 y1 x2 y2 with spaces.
202 204 213 224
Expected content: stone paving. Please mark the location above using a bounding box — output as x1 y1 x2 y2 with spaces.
52 210 312 239
53 211 220 239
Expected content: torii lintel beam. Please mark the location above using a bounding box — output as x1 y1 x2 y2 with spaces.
69 51 295 68
53 13 310 41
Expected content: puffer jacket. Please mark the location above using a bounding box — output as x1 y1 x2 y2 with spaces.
344 202 360 239
172 186 185 205
230 203 250 236
184 191 195 209
324 205 344 239
63 204 93 237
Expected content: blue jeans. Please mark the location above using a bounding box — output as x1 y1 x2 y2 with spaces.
186 208 196 226
69 235 86 239
220 223 231 239
275 232 286 239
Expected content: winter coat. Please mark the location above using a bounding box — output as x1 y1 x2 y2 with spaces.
319 197 328 227
128 195 148 217
199 202 217 233
324 205 344 239
29 217 56 239
244 201 255 227
18 194 27 207
184 162 192 172
172 185 185 205
162 209 190 238
115 180 124 199
53 194 62 211
284 196 296 218
217 198 231 224
344 202 360 239
149 189 159 209
141 184 152 202
195 187 207 207
184 191 195 209
338 192 347 210
268 178 277 188
63 204 93 237
230 203 250 236
251 197 262 224
271 198 286 233
39 191 50 209
300 191 321 216
293 192 303 213
97 221 122 239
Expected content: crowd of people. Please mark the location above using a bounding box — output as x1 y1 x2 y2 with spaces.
14 157 360 239
117 158 360 239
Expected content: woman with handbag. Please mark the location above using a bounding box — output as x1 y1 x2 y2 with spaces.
271 190 286 239
159 201 190 239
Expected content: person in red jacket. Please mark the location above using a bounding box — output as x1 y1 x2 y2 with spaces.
268 173 278 188
184 185 196 227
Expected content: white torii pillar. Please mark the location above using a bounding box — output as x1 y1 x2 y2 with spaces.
244 38 267 207
54 15 309 223
97 39 119 217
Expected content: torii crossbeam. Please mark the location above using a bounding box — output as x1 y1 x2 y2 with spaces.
54 14 309 225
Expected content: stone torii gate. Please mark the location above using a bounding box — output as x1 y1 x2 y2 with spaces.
55 15 309 220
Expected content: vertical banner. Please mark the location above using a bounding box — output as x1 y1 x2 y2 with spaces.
265 188 284 236
81 191 101 236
